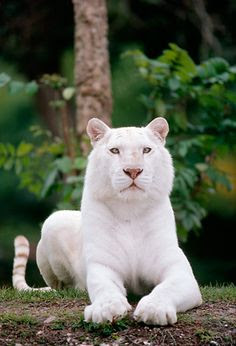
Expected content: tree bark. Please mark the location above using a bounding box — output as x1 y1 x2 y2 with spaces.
72 0 112 139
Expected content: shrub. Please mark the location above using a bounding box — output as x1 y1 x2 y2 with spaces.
126 43 236 240
0 73 86 210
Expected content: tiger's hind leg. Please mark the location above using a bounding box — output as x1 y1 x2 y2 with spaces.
36 240 62 289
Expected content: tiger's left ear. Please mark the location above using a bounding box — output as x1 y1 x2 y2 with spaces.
146 117 169 144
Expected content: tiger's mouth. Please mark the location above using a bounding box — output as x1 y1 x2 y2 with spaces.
120 182 144 193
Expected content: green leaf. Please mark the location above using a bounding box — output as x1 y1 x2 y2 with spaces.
62 87 75 100
195 163 208 172
182 216 194 231
206 167 232 191
159 43 197 81
25 81 39 95
178 142 188 157
17 142 34 157
41 169 58 198
6 143 15 156
55 156 73 174
229 66 236 74
71 187 83 200
15 159 22 174
0 73 11 87
73 157 87 170
9 81 25 94
168 78 180 91
155 99 166 116
4 158 14 170
66 176 84 184
198 57 230 80
177 226 189 242
191 214 201 228
172 111 187 130
0 143 7 156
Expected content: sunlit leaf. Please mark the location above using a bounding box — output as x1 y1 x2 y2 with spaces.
62 87 75 100
195 163 208 172
0 73 11 87
41 169 58 198
55 156 73 174
25 81 39 95
73 157 87 170
9 81 25 94
17 142 34 157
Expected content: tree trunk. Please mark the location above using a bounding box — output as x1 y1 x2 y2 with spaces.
189 0 222 59
72 0 112 140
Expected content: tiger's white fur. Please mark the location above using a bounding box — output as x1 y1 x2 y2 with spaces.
13 117 202 325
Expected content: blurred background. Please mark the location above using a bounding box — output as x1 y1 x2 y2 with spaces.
0 0 235 287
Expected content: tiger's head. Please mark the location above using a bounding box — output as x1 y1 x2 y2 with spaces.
85 117 174 202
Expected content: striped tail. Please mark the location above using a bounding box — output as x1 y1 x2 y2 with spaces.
12 235 50 291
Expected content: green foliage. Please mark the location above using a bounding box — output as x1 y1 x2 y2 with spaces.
0 73 39 96
127 43 236 240
0 73 85 210
0 72 11 87
0 128 86 209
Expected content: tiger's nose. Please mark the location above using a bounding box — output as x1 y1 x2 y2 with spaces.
123 168 143 180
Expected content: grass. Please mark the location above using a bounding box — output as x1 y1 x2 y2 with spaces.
0 284 235 303
195 328 217 343
0 287 88 302
200 284 236 302
0 312 38 326
0 285 235 345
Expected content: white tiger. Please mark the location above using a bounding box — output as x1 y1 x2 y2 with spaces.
13 117 202 325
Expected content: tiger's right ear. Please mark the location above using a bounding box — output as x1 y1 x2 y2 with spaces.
87 118 110 145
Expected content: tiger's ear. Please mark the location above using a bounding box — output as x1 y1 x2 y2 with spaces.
87 118 110 145
146 117 169 143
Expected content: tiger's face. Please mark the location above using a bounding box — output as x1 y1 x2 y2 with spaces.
85 117 174 202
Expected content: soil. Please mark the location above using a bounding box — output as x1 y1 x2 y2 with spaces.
0 298 235 345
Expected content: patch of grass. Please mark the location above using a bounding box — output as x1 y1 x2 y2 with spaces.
77 316 131 337
201 284 236 302
46 313 130 337
48 313 83 330
1 285 235 304
195 328 217 343
0 287 88 302
19 330 35 338
177 312 195 324
201 313 235 329
50 320 66 330
0 312 38 326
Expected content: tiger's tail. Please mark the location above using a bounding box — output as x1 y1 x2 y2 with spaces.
12 235 50 291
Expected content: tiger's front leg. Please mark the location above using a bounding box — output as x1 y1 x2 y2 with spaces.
134 251 202 325
84 263 131 323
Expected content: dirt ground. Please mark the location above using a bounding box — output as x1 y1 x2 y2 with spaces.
0 295 235 345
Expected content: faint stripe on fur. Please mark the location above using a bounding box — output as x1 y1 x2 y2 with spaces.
12 235 33 290
12 235 51 291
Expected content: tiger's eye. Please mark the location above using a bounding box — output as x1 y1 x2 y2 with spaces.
143 147 152 154
110 148 120 154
